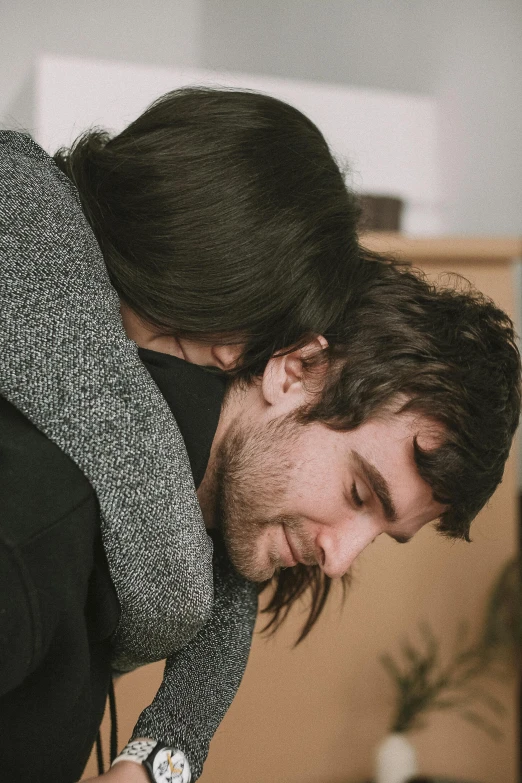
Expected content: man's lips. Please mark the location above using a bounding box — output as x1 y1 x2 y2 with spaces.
283 526 318 566
283 526 318 567
281 527 298 567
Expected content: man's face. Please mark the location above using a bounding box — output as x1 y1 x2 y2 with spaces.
211 408 446 582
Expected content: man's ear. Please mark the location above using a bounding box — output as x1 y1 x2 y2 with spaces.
261 335 328 412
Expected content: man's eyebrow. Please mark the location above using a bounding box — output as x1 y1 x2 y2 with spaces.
350 451 412 543
351 451 397 522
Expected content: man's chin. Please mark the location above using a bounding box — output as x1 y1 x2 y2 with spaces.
220 527 277 581
235 561 276 583
226 548 277 583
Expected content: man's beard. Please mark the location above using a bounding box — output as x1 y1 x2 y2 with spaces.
210 412 318 581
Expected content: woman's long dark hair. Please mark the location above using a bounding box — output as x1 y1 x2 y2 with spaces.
54 87 363 380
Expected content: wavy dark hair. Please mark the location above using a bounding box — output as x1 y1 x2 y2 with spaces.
261 258 521 642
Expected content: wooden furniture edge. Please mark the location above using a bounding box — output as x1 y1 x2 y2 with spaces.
360 233 522 263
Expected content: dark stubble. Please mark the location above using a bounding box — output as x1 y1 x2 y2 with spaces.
211 412 317 581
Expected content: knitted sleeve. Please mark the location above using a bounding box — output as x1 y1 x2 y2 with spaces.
0 130 213 669
132 537 259 781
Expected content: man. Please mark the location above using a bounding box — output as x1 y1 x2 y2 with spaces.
108 259 520 783
0 87 520 783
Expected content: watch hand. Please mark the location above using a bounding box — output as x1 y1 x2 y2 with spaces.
167 752 182 774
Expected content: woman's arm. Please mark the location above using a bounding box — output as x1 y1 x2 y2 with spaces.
0 131 213 668
130 537 258 781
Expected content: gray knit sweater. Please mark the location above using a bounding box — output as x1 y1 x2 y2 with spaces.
0 131 258 779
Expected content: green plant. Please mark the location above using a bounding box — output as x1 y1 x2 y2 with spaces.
379 620 507 740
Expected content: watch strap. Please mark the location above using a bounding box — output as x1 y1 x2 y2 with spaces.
112 738 158 766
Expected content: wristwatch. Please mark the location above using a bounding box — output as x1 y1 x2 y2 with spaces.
112 739 191 782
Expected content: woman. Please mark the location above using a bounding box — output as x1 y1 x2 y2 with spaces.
0 87 364 782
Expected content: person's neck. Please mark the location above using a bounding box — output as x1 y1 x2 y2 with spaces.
196 382 249 529
195 396 229 529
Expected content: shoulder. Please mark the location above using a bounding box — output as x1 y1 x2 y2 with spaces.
0 130 74 188
0 130 90 254
0 130 53 164
0 394 96 545
0 130 78 200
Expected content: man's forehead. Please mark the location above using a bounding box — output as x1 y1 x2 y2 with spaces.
357 407 446 448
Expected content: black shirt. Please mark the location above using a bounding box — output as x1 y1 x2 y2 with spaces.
0 350 227 782
138 348 227 490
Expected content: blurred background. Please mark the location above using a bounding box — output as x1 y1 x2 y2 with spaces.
2 3 521 782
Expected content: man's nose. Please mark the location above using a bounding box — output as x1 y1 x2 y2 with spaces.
316 526 377 579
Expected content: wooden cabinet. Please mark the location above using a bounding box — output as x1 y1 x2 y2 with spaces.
362 235 522 335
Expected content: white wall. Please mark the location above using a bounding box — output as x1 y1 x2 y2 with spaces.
434 2 522 235
34 54 440 235
2 1 521 235
0 0 203 130
201 0 522 236
200 0 440 94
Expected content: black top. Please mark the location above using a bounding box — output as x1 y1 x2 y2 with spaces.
0 351 227 782
138 348 227 489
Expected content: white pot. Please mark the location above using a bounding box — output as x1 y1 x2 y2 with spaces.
374 732 418 783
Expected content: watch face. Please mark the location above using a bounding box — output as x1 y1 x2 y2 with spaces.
151 748 191 783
